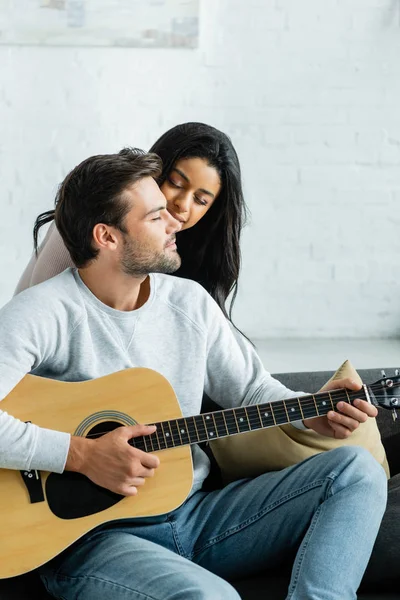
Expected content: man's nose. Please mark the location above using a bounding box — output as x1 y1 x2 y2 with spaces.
166 210 182 233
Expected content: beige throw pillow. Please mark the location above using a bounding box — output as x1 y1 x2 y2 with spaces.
209 360 389 482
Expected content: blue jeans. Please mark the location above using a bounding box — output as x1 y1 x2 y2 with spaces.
40 446 387 600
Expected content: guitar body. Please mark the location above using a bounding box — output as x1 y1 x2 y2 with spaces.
0 368 193 578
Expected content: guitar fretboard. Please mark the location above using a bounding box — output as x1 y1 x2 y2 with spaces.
129 387 367 453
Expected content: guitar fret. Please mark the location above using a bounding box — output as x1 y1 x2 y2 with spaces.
315 394 332 416
184 418 193 443
213 411 228 437
246 405 262 429
130 436 145 452
211 413 218 437
256 404 264 428
299 396 319 420
282 398 303 423
193 414 207 442
148 430 158 451
169 420 182 446
203 413 217 439
282 400 290 422
160 421 172 449
270 403 277 425
234 407 251 433
244 407 251 429
222 410 229 434
221 409 238 435
328 392 335 411
191 415 201 443
167 420 176 446
201 414 210 440
258 403 275 428
297 398 305 420
176 417 190 445
154 423 166 450
312 394 320 416
153 426 161 450
268 402 288 426
232 408 240 433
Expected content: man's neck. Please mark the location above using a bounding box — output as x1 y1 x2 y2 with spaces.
78 263 150 312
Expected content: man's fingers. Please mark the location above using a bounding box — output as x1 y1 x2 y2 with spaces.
328 421 352 439
121 424 157 439
325 377 362 392
334 402 369 423
334 399 377 420
139 451 160 469
136 466 155 478
327 411 360 432
119 484 138 497
352 398 378 417
129 477 146 487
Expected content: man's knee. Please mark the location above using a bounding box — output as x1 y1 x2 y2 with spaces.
329 445 387 495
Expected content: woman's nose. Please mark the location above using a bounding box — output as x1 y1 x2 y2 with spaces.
173 193 191 214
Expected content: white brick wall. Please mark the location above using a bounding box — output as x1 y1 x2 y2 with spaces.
1 0 400 338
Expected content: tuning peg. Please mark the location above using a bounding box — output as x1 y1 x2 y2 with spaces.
396 369 399 376
392 410 398 422
381 370 387 378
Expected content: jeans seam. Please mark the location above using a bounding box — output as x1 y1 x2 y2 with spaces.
52 573 160 600
191 476 334 558
286 504 323 599
169 518 187 558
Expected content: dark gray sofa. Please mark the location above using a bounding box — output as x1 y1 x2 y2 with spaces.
1 368 399 599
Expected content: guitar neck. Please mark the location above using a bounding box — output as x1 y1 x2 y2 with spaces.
130 385 369 453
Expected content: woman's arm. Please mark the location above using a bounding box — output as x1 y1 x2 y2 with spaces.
14 222 74 295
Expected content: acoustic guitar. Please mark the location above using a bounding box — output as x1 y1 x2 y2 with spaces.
0 367 398 578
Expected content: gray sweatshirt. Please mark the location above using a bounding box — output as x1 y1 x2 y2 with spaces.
1 268 302 493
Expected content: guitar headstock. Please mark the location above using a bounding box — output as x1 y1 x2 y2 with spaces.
367 370 400 422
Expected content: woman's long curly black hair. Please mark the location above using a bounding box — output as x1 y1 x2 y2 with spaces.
150 122 248 323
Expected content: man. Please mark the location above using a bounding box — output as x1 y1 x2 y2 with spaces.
0 149 387 600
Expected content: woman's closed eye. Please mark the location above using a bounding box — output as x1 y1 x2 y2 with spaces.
194 196 208 206
167 177 183 189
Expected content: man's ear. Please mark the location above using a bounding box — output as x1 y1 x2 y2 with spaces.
92 223 119 252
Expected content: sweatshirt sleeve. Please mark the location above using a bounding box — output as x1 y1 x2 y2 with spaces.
203 299 310 429
0 294 70 472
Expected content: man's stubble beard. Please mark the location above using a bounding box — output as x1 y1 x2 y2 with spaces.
120 235 181 277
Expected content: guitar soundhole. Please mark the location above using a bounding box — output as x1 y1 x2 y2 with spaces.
87 420 122 439
46 420 124 520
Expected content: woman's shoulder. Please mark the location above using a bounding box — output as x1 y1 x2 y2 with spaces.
14 223 74 295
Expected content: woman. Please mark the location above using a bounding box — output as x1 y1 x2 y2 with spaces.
15 122 247 324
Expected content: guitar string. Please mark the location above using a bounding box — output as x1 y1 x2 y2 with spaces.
81 383 394 445
82 395 346 441
82 384 394 447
